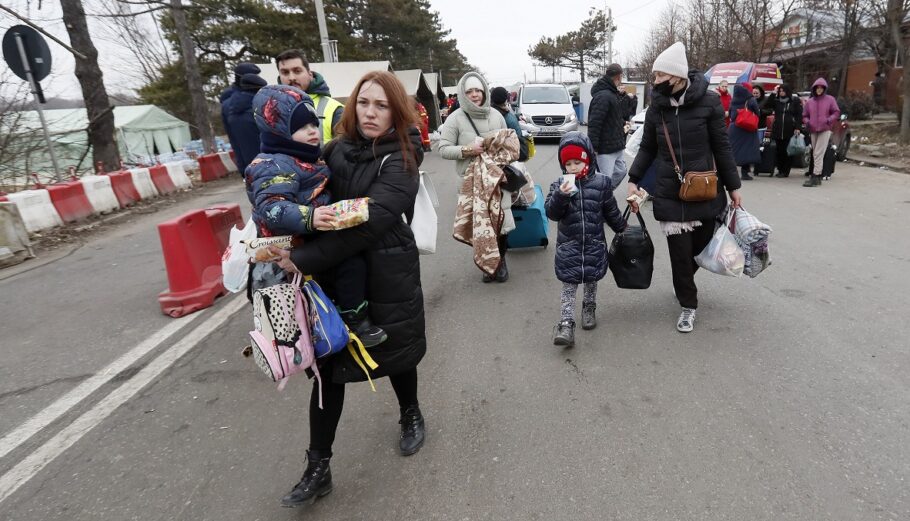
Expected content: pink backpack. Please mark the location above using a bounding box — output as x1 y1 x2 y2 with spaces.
249 273 323 406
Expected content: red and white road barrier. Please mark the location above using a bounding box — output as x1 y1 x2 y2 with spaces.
79 175 120 214
165 162 192 190
217 152 239 175
6 189 64 232
128 168 160 200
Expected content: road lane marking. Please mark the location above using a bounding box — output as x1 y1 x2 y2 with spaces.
0 295 247 505
0 313 196 461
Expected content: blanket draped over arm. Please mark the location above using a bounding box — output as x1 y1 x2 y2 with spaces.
452 129 519 275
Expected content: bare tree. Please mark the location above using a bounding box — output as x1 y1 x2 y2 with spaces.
59 0 121 173
94 1 173 85
885 0 910 141
169 0 214 152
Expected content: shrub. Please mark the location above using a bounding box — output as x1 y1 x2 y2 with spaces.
838 91 876 121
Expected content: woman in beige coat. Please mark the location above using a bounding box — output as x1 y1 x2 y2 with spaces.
434 71 511 282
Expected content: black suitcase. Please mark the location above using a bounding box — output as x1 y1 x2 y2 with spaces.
807 143 836 178
756 139 776 175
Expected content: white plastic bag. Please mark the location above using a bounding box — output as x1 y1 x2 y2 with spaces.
222 217 257 293
695 215 744 277
411 171 438 255
378 154 438 255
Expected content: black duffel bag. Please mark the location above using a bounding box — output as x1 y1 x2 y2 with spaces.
608 206 654 289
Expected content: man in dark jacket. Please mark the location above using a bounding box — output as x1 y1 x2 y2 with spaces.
220 62 261 164
222 72 266 176
587 63 628 189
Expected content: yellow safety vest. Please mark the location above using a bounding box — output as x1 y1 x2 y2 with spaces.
311 93 344 144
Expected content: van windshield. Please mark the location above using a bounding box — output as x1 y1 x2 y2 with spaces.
522 87 570 104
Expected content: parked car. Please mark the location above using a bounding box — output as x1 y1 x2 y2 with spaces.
512 83 579 139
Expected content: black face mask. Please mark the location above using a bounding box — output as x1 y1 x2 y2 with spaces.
653 80 674 96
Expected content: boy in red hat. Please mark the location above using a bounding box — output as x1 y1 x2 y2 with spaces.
545 132 626 347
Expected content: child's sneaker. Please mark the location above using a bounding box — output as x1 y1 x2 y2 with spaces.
341 304 388 347
581 303 596 330
552 320 575 347
676 307 696 333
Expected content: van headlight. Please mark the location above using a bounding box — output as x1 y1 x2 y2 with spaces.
567 112 577 123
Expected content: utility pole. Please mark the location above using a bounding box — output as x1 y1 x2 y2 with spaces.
314 0 337 62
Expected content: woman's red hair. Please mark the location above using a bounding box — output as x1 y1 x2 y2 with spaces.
335 71 420 172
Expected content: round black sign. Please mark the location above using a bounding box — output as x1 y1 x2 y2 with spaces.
2 25 52 82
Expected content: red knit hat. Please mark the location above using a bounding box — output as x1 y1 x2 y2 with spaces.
559 144 590 167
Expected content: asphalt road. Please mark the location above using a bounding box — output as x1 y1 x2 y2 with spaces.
1 143 908 520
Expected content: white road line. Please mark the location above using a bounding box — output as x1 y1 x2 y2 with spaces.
0 295 247 505
0 312 196 461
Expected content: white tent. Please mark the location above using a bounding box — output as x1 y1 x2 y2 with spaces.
4 105 191 176
423 73 447 109
394 69 442 129
255 60 393 102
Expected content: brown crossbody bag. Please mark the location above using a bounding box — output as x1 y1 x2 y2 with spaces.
662 118 718 202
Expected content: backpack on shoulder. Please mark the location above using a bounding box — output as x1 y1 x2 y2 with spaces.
249 273 323 404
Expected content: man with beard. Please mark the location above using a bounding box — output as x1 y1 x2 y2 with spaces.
275 49 344 143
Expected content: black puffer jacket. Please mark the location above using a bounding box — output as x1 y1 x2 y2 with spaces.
587 77 626 154
545 132 625 284
771 95 803 141
628 70 740 222
290 128 425 384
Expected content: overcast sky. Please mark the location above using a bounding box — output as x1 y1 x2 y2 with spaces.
431 0 668 86
0 0 668 99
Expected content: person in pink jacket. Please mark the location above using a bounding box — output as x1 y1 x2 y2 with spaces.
802 78 840 187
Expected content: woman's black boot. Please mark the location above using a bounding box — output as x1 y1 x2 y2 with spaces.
495 236 509 282
399 405 426 456
280 450 333 508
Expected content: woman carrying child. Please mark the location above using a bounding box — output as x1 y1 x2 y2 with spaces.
545 132 627 347
267 72 428 508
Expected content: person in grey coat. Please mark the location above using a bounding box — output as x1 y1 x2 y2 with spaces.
434 72 511 283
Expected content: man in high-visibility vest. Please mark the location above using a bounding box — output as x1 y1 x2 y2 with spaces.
275 49 344 144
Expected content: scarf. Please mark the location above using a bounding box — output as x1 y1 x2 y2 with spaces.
260 131 320 163
452 129 520 275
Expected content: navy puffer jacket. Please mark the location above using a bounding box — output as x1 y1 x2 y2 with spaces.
545 132 626 284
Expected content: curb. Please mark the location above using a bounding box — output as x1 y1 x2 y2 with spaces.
846 155 910 174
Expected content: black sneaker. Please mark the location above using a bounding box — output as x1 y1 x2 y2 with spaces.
280 451 333 508
341 304 388 348
741 173 754 180
552 320 575 347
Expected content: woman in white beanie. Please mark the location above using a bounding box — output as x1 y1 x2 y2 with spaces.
434 72 511 282
626 42 743 333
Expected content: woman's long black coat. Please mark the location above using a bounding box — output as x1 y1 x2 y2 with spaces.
628 71 741 223
291 128 426 384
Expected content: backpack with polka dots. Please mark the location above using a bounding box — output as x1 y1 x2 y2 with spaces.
249 273 323 404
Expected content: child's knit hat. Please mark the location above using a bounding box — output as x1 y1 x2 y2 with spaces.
559 144 590 166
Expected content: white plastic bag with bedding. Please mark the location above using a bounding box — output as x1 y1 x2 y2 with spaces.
695 212 745 277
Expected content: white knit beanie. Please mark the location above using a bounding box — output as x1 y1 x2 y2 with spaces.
652 42 689 79
464 76 484 93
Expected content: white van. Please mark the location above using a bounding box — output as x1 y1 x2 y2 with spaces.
514 84 579 138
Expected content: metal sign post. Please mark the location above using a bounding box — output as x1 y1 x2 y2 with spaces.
12 31 61 183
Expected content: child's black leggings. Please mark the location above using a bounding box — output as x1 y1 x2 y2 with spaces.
308 366 419 457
